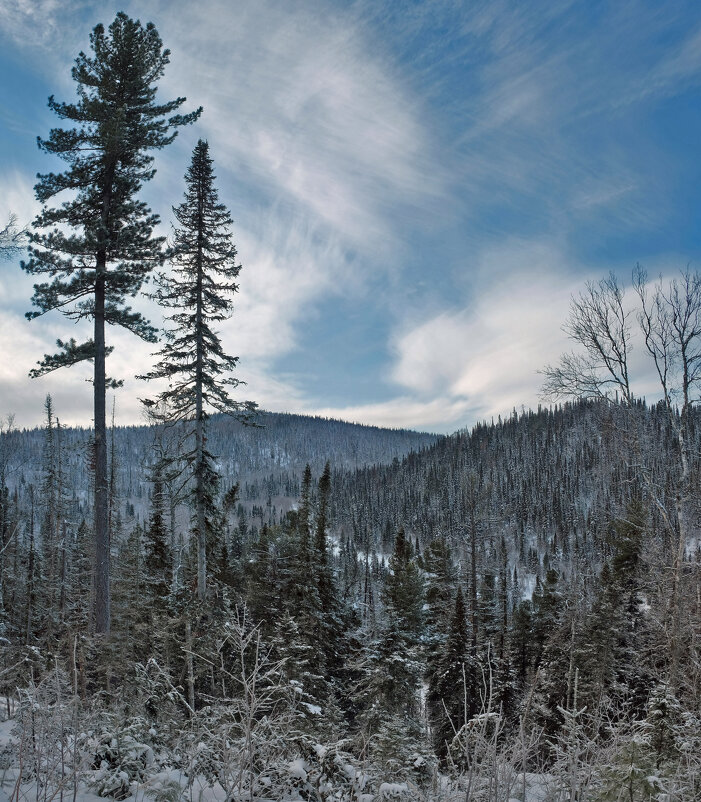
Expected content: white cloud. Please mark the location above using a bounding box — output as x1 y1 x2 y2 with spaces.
263 239 587 433
306 395 473 433
0 170 38 226
0 171 39 305
387 240 582 421
136 0 448 257
298 243 692 433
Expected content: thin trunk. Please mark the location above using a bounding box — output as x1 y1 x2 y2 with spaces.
57 423 66 624
59 521 67 624
42 400 58 640
185 618 196 713
169 490 179 590
669 415 690 682
25 489 35 645
53 420 64 614
195 181 206 601
108 399 116 544
469 501 478 654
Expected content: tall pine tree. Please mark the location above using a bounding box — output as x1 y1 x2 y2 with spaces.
142 140 255 600
22 13 200 632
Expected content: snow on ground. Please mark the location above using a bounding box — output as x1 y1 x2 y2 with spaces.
0 700 556 802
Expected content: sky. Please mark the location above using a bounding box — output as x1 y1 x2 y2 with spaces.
0 0 700 434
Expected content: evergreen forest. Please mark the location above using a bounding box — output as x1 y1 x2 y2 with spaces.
0 10 699 802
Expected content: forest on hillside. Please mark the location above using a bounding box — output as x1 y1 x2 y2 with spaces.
0 398 699 801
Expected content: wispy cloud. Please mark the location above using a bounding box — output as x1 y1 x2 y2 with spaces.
385 239 582 428
140 0 449 257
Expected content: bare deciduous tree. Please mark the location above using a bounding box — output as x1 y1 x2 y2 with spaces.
634 266 701 679
541 273 633 406
0 215 25 261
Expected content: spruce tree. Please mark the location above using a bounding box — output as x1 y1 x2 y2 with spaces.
509 599 534 693
39 395 60 631
314 462 333 609
245 524 280 637
355 528 425 752
381 528 423 638
422 538 456 663
313 462 344 686
142 140 255 601
144 463 172 606
22 13 201 633
427 586 470 761
277 473 331 707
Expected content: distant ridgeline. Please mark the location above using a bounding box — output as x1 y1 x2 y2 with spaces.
1 401 697 562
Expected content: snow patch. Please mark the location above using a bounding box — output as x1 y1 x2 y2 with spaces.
378 781 408 797
287 758 308 781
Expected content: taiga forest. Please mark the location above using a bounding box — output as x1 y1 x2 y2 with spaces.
0 9 699 802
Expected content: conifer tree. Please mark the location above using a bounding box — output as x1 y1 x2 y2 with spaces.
142 140 255 601
422 537 456 704
427 586 471 761
275 473 333 708
39 395 61 631
510 599 534 693
67 519 93 632
531 568 562 671
113 522 148 661
422 539 455 650
314 462 333 608
355 528 425 749
576 499 651 713
22 13 201 633
381 528 423 638
312 462 344 686
144 463 172 606
245 523 290 653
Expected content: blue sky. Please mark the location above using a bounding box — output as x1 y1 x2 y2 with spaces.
1 0 700 433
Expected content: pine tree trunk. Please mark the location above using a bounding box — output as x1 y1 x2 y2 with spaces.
94 268 110 634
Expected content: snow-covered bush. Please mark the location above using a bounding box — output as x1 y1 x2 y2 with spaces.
87 719 154 799
177 608 300 800
275 739 375 801
593 723 665 802
128 660 187 767
12 663 82 800
143 776 187 802
364 714 434 793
